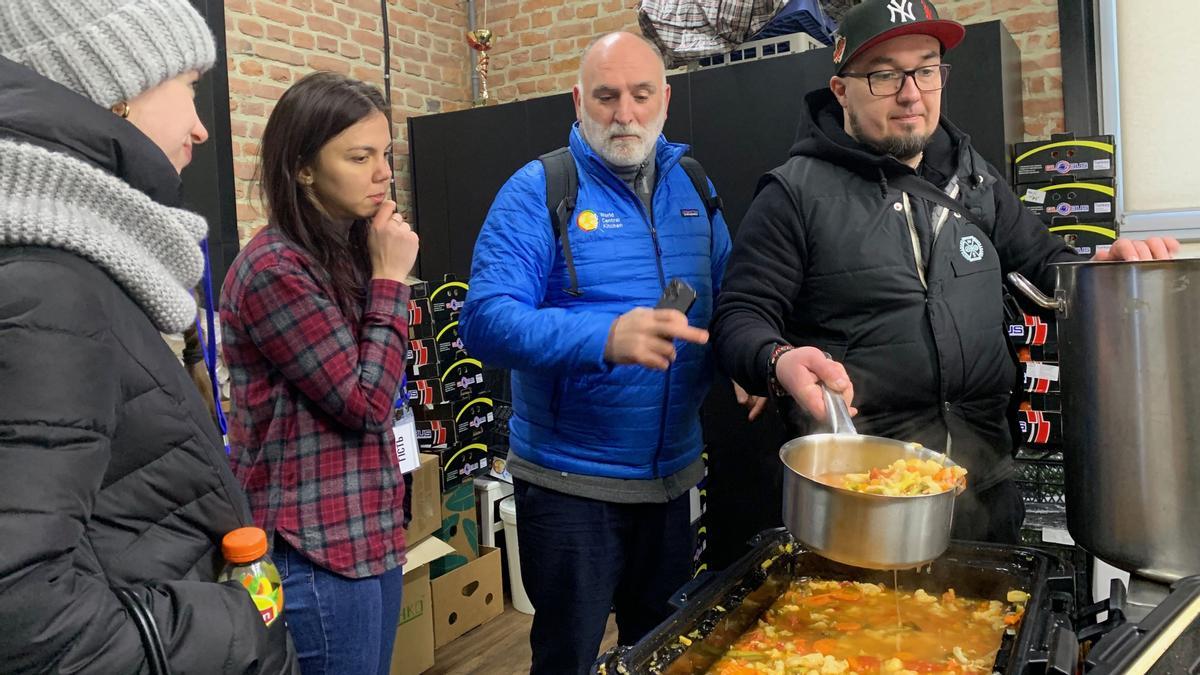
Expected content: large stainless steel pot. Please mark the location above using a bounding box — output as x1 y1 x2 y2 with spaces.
780 387 964 569
1009 259 1200 583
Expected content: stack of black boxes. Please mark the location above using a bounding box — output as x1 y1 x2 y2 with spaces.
404 274 495 490
1012 133 1118 256
1007 134 1109 607
1007 132 1118 514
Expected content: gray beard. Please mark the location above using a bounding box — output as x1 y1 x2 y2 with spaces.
848 110 930 162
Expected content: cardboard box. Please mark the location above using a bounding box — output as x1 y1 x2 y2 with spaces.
431 546 504 648
408 297 434 340
431 481 480 577
440 358 486 403
1012 134 1115 184
403 453 441 545
429 276 469 326
408 360 486 406
1017 409 1062 447
1007 312 1057 347
406 338 440 379
434 320 468 365
1019 179 1116 223
1022 361 1061 394
415 419 453 450
408 279 430 300
412 397 494 446
407 377 445 406
437 440 490 492
390 536 455 675
1049 223 1118 257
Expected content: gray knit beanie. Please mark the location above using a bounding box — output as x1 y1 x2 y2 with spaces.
0 0 216 108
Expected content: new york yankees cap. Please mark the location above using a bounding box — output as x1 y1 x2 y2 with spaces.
831 0 965 74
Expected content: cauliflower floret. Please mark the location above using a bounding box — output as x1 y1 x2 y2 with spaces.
882 657 905 672
913 589 937 604
820 655 851 673
796 653 827 669
853 582 884 596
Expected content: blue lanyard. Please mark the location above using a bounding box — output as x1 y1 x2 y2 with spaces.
198 240 230 453
396 373 408 410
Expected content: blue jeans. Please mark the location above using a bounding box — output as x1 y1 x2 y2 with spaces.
272 538 405 675
514 479 695 675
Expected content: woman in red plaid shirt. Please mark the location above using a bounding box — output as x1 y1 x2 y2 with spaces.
220 72 419 675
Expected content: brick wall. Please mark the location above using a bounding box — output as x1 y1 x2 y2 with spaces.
221 0 1063 239
223 0 470 240
479 0 639 102
941 0 1064 139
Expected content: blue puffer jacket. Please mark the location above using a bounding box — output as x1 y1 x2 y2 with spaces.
461 124 732 479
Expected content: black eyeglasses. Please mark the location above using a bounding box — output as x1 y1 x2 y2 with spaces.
841 64 952 97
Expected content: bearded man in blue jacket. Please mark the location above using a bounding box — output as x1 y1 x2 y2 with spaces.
461 31 746 675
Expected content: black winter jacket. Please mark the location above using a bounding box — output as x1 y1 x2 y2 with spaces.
0 57 297 674
713 89 1080 491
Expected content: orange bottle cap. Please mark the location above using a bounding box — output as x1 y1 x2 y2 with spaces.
222 527 268 564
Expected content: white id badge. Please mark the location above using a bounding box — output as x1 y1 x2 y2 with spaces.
393 406 421 474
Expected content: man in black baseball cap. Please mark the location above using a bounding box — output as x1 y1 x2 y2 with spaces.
712 0 1178 544
828 0 965 166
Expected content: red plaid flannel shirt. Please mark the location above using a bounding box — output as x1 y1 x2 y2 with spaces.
220 227 409 577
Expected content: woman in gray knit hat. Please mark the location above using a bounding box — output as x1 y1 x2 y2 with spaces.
0 2 297 673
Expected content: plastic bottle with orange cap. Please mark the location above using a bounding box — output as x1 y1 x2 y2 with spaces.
218 527 284 627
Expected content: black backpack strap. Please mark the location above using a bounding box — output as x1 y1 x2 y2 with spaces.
678 155 722 221
538 147 583 297
679 155 722 255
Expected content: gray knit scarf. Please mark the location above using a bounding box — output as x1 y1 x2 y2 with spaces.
0 138 205 333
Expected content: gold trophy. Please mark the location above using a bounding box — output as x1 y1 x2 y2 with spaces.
466 28 494 106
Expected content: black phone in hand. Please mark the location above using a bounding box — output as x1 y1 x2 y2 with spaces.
656 278 697 315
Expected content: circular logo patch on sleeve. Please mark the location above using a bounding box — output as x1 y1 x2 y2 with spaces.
959 235 984 262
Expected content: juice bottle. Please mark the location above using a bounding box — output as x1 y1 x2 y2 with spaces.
218 527 284 627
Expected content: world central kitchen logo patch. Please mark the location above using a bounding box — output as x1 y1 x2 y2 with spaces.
576 210 598 232
576 210 624 231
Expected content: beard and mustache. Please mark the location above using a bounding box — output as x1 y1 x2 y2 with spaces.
848 109 931 162
579 104 668 167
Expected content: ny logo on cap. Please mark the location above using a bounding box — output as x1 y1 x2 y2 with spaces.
887 0 916 23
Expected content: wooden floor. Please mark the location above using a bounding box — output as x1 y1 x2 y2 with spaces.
428 603 618 674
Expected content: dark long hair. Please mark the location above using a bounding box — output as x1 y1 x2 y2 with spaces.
258 71 388 318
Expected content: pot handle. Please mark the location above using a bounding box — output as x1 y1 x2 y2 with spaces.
1006 272 1063 312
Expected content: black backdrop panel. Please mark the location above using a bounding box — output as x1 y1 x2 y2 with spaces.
411 21 1021 281
684 52 829 240
942 22 1024 184
408 21 1022 569
183 0 238 301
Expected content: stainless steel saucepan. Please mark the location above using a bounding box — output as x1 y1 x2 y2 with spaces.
780 385 964 569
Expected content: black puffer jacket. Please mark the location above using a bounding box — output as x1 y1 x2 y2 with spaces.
0 58 296 673
713 89 1080 492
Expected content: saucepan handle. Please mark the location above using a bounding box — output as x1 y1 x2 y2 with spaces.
819 350 857 436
